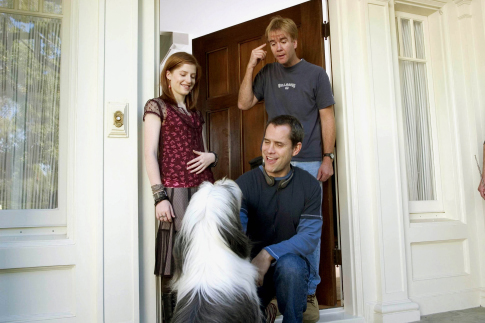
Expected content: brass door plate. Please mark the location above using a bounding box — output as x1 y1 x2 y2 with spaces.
114 111 124 128
107 102 128 138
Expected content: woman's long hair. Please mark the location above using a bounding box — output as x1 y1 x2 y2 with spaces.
160 52 202 111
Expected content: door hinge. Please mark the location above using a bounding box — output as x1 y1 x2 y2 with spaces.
322 21 330 40
333 248 342 266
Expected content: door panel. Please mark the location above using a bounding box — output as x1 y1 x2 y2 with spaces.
242 103 267 174
193 0 337 306
208 108 231 180
207 48 230 98
239 37 266 82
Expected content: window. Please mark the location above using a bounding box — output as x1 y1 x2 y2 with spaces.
0 0 69 228
396 12 443 214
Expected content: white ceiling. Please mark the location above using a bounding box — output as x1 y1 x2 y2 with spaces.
159 0 310 39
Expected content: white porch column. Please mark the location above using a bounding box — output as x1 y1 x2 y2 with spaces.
103 0 140 321
330 0 420 321
364 1 420 321
452 0 485 308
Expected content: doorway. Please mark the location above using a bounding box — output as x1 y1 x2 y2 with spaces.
191 0 342 309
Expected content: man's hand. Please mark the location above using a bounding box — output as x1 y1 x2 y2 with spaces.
248 44 267 69
478 179 485 200
251 249 274 287
317 157 334 182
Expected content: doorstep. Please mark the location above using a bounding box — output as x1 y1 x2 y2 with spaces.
274 308 365 323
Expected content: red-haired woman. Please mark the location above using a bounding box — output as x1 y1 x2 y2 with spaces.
143 52 216 320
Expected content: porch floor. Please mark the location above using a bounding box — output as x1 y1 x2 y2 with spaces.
412 307 485 322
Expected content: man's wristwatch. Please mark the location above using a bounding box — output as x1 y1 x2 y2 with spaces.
323 152 335 160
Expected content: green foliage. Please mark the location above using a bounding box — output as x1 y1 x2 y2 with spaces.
0 13 61 209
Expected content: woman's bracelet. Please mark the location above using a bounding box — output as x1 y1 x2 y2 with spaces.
154 195 169 206
153 189 168 201
151 184 165 194
209 151 218 168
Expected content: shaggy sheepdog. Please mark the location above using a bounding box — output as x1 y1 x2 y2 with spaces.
170 179 262 323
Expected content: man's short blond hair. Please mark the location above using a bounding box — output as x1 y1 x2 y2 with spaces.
265 16 298 41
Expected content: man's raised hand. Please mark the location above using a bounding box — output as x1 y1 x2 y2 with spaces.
248 43 267 69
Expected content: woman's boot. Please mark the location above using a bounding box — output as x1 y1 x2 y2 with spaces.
162 293 173 323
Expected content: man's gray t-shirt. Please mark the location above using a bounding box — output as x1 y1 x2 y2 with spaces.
253 59 335 161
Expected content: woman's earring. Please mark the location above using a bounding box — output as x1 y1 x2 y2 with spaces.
168 81 171 89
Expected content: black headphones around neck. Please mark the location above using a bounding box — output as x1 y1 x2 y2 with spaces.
261 160 294 189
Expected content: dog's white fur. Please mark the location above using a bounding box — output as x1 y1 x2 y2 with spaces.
171 179 262 323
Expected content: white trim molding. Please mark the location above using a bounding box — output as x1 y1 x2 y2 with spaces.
367 300 420 322
395 0 451 11
454 0 473 19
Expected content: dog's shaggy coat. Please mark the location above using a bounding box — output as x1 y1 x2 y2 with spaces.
170 179 262 323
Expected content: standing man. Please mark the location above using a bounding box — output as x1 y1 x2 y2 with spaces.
236 115 322 323
238 16 335 321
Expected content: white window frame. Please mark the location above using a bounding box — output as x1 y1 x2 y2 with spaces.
395 11 444 215
0 0 70 229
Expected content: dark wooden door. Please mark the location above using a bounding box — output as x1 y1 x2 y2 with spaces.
193 0 337 306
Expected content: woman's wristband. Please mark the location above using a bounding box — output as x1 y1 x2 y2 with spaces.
209 151 218 168
153 188 168 201
151 184 165 194
154 195 169 206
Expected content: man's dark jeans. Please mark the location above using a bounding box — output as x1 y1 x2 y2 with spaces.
258 253 310 323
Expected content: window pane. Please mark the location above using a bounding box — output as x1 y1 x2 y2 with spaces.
19 0 39 12
400 18 413 58
0 0 14 9
395 17 400 55
0 13 61 210
43 0 62 14
400 61 435 201
414 21 425 59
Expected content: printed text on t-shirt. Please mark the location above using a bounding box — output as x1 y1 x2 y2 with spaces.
278 83 296 90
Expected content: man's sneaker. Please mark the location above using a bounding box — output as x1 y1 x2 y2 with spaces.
303 294 320 323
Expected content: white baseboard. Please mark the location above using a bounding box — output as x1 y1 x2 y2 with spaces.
367 300 420 323
411 288 480 316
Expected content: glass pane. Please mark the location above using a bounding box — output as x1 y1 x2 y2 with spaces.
0 13 61 209
43 0 62 14
399 61 435 201
414 21 425 59
395 17 400 55
19 0 39 12
400 18 413 58
0 0 14 9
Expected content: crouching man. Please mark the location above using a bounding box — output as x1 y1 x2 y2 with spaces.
236 115 322 323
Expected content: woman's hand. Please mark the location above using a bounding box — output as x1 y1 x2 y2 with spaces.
156 200 174 222
187 150 215 174
478 179 485 200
